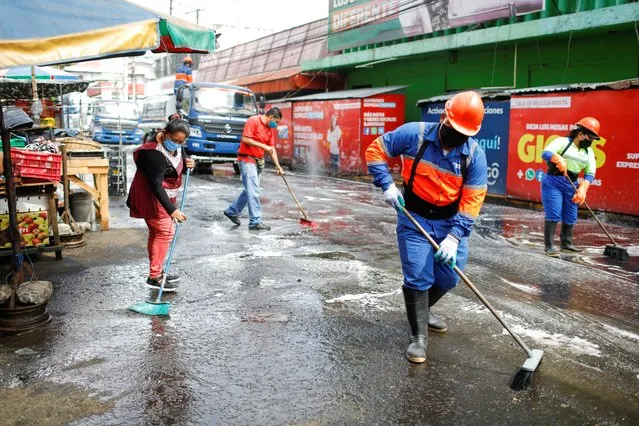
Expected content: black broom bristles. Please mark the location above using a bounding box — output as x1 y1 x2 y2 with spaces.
604 245 629 261
510 369 535 391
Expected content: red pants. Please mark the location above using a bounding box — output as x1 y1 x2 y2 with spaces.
145 217 175 278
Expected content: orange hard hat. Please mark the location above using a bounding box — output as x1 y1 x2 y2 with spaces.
183 56 193 63
444 91 485 136
576 116 600 138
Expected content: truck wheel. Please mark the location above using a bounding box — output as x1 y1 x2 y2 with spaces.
233 162 240 175
193 163 211 174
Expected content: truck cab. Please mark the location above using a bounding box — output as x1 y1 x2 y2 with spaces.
91 100 142 145
176 83 265 170
139 94 176 143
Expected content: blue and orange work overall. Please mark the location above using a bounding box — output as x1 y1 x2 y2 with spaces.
174 64 193 93
366 122 488 293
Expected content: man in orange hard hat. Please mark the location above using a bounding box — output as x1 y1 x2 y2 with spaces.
366 91 488 363
541 117 600 256
173 56 193 94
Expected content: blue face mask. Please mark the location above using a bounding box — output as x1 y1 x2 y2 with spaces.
163 136 180 151
268 119 277 129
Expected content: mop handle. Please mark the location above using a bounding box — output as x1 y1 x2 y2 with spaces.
566 178 618 246
400 207 534 357
156 168 191 302
281 174 309 220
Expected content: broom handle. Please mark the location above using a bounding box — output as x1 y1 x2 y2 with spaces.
566 178 618 246
281 174 309 220
156 168 190 302
400 207 533 358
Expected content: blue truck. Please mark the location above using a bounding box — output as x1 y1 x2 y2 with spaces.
91 100 143 145
175 83 265 172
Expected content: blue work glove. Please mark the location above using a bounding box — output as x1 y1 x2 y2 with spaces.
434 234 459 270
383 183 405 212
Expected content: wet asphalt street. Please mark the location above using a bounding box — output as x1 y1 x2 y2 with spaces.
0 154 638 425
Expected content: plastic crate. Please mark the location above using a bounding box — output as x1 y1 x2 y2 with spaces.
10 149 62 182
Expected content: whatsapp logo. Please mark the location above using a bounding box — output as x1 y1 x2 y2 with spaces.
525 168 535 181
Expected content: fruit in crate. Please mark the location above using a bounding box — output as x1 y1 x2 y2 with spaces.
23 216 34 224
23 233 34 242
37 232 48 240
43 238 50 245
4 242 11 248
38 224 48 232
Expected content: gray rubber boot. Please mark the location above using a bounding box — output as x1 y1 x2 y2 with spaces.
428 287 448 333
560 223 583 252
402 286 429 363
544 221 561 257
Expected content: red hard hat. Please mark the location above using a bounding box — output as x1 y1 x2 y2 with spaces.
183 56 193 63
444 91 485 136
576 117 600 138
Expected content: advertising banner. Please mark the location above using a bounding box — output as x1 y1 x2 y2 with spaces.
422 100 510 195
361 94 405 175
292 100 362 174
506 89 639 216
328 0 544 52
267 101 293 165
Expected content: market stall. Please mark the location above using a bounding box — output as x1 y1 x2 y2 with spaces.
0 0 218 332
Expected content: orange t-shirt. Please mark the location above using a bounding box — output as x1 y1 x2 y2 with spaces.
237 115 275 163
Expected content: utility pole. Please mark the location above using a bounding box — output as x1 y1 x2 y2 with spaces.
196 8 200 24
169 0 173 16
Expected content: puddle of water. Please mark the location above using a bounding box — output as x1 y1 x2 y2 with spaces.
504 326 602 357
0 382 113 425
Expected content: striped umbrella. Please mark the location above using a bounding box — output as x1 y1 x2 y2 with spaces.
0 0 217 68
2 66 79 80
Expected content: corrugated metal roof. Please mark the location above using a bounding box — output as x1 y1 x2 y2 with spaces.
274 85 407 102
223 67 301 86
416 78 639 106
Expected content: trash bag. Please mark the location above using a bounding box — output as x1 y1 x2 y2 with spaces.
1 106 34 131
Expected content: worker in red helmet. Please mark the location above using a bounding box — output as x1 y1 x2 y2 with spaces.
541 117 600 257
365 91 488 364
174 56 193 93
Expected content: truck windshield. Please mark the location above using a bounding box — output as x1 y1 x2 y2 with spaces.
95 102 139 119
193 87 257 116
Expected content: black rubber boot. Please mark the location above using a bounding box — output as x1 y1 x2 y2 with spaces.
428 287 448 333
402 287 429 363
544 221 560 257
560 223 583 253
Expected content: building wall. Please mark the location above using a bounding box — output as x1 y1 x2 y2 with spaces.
347 30 639 121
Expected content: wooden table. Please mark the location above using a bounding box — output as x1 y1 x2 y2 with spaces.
65 156 110 231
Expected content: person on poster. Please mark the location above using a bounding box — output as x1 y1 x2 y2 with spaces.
326 113 342 174
223 108 285 231
541 117 600 257
365 91 488 364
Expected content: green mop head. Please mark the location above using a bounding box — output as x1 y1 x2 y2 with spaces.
128 300 171 316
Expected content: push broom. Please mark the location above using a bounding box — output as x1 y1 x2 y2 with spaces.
400 207 544 391
281 174 318 227
566 178 629 261
129 169 191 316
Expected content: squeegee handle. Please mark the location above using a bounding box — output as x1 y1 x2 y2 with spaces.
566 178 618 246
400 207 534 358
156 168 191 302
281 174 309 220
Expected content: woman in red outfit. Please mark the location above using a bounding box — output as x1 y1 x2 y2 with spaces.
127 119 195 291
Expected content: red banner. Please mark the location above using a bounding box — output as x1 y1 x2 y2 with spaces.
360 94 405 174
267 101 293 165
506 89 639 215
292 100 362 174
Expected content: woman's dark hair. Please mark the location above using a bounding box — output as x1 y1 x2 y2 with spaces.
265 107 282 120
165 119 190 136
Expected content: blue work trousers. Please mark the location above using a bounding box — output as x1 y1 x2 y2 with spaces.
397 211 469 292
541 174 578 225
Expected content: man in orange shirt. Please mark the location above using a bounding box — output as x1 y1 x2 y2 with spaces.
224 108 284 230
